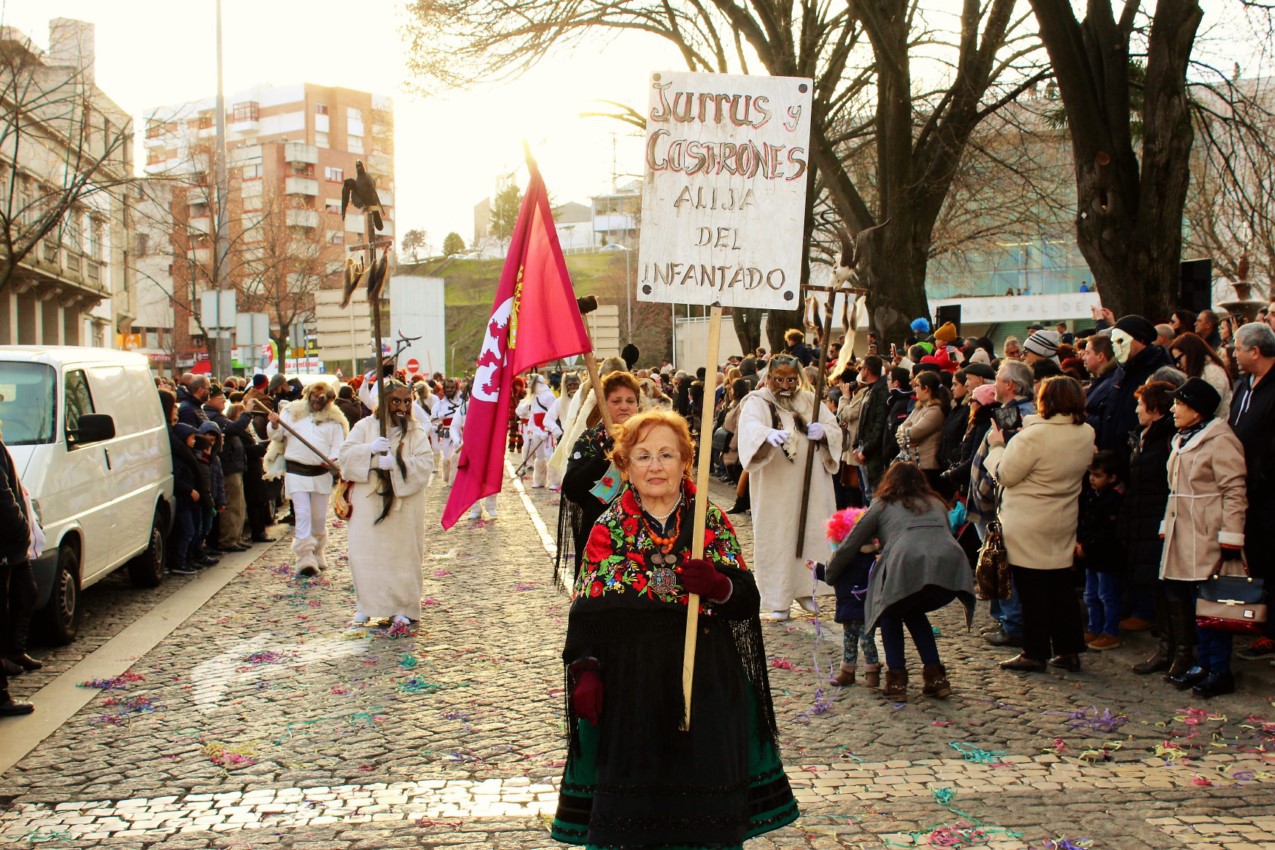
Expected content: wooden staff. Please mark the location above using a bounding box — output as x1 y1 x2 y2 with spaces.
365 209 388 439
574 295 614 430
252 398 340 475
682 303 722 731
794 290 836 557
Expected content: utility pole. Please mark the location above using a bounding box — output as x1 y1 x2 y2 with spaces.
212 0 232 377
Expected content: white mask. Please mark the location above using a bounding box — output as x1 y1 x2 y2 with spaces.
1110 329 1134 365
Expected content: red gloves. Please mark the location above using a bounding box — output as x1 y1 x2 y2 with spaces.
680 558 732 601
572 669 603 725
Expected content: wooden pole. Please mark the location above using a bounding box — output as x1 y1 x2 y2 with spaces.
252 399 339 474
794 292 836 557
575 296 614 431
682 303 722 731
366 208 387 439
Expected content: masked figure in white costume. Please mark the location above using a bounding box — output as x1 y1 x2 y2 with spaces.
267 382 348 578
736 354 842 619
339 380 435 626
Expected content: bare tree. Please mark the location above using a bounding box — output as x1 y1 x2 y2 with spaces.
238 188 336 365
1028 0 1205 318
406 0 1044 343
0 25 135 295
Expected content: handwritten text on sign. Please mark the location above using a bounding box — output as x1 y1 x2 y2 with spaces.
637 71 813 310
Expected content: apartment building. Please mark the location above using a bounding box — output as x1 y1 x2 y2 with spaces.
0 18 132 348
140 82 394 373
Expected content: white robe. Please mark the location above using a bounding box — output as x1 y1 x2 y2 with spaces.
737 387 842 612
338 416 434 621
267 401 347 496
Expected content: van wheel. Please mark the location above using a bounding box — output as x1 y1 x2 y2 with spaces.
127 507 167 588
42 546 80 646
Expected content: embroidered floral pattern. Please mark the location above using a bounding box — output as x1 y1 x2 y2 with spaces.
575 481 747 610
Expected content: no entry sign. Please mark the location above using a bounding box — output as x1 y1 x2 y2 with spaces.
406 358 420 374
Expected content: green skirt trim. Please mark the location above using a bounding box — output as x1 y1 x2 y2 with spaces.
550 700 798 848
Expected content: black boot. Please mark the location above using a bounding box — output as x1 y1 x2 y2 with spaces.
1162 594 1196 681
727 492 750 514
1134 591 1170 675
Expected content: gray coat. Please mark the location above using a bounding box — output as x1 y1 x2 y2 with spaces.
826 497 975 633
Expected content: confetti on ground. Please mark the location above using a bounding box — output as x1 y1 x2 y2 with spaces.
91 695 164 727
771 657 794 670
399 678 443 695
203 741 257 770
77 672 144 690
513 582 537 591
949 742 1008 765
432 569 453 577
399 653 419 669
236 650 296 671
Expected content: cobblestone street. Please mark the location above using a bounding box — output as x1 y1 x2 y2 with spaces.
1 464 1273 849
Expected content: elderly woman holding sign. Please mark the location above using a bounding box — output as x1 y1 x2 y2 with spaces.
551 410 798 849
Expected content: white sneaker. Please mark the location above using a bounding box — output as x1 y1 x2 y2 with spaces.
392 614 411 626
486 510 497 519
797 597 819 614
469 509 481 520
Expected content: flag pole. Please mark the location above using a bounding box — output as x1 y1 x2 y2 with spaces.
575 296 614 431
682 302 722 731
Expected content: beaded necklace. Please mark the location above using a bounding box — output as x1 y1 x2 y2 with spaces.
638 492 684 595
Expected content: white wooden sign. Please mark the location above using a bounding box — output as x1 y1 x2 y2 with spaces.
637 71 813 310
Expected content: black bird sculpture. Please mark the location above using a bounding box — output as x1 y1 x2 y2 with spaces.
340 160 384 231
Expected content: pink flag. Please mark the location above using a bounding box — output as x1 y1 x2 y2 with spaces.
441 156 592 529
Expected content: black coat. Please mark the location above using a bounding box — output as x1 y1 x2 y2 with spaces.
1097 345 1173 459
943 402 995 495
855 379 890 483
203 405 251 475
881 389 913 465
1077 485 1125 573
1116 415 1174 586
0 442 31 565
939 400 970 470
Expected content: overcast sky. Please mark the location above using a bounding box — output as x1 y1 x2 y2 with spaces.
0 0 1267 250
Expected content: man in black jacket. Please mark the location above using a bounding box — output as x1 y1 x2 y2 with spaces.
1230 323 1275 659
852 355 889 502
880 367 914 467
1099 315 1173 462
0 436 35 716
204 386 253 552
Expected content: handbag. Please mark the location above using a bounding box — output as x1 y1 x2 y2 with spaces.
1196 557 1267 634
974 518 1012 600
711 426 733 452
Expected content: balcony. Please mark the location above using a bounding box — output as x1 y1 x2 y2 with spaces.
286 208 320 229
378 188 393 206
240 179 262 198
285 176 319 196
230 102 260 134
343 212 365 233
285 141 318 165
188 215 212 235
315 114 330 133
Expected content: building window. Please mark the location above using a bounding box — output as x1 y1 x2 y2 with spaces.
349 136 364 154
89 219 102 259
243 163 262 180
231 102 260 122
145 122 163 139
327 230 344 244
243 193 262 212
324 200 341 215
316 104 329 115
324 166 343 183
146 149 166 166
315 131 329 149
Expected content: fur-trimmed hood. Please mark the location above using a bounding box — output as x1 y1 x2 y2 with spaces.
282 398 350 434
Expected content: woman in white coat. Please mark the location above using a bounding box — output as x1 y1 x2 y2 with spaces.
1159 377 1248 699
985 377 1095 674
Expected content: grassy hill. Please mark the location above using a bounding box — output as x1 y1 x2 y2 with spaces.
399 252 673 375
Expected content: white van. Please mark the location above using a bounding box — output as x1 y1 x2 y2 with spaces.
0 347 174 644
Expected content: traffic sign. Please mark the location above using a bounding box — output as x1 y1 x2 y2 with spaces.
406 358 420 374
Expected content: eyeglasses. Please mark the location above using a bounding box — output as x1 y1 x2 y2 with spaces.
632 450 680 468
